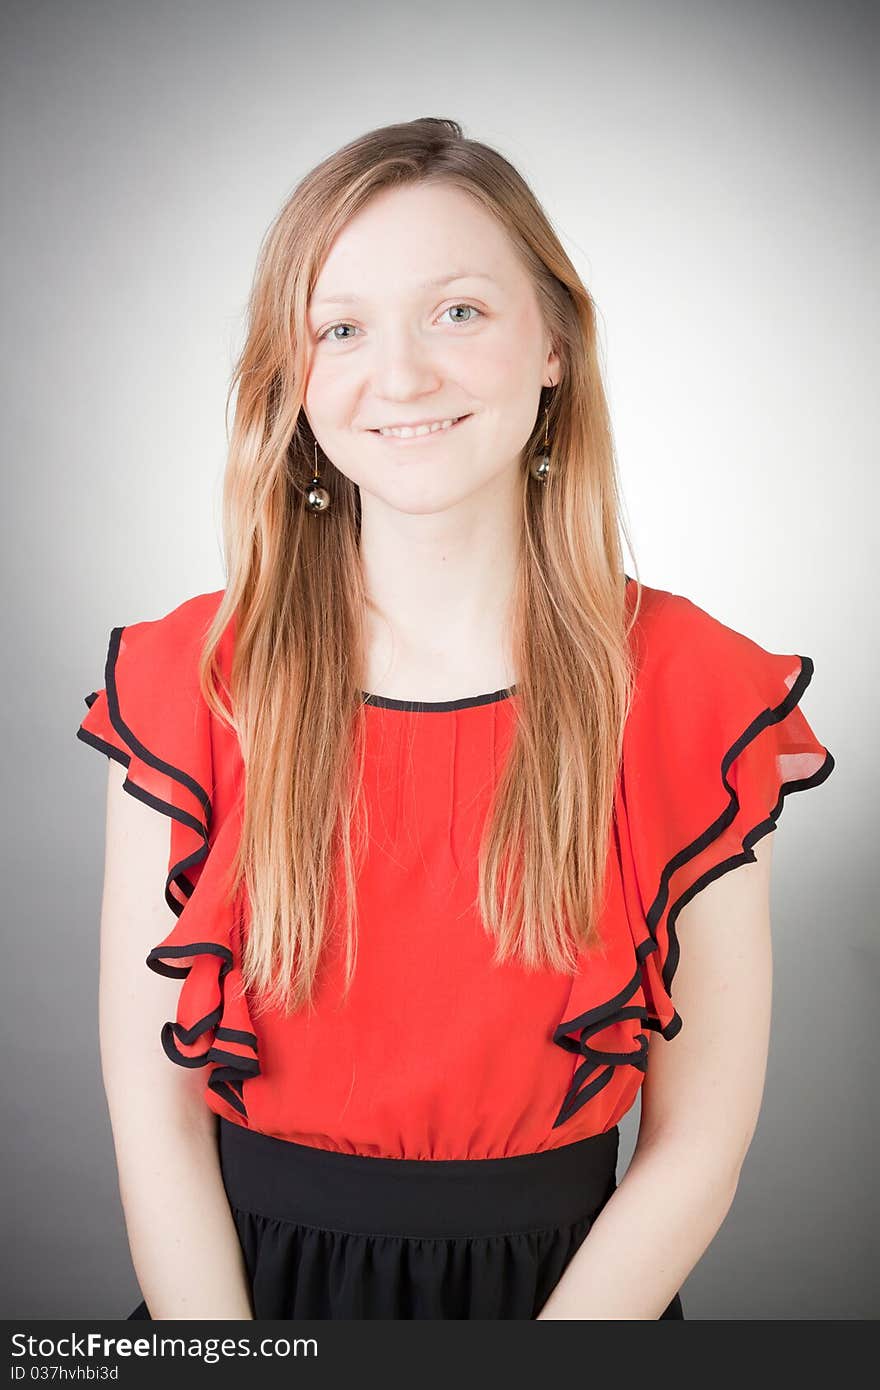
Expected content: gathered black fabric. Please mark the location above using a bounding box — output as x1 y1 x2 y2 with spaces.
126 1118 684 1320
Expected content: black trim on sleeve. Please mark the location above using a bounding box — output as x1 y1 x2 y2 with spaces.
76 625 213 915
77 624 260 1123
644 653 835 997
149 941 261 1121
552 652 835 1128
551 967 650 1128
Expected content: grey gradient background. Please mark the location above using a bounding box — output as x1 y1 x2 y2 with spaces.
2 0 875 1320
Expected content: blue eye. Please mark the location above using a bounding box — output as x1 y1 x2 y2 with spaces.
316 303 484 344
317 322 359 343
439 303 484 326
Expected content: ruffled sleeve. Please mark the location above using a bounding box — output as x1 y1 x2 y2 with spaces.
75 592 260 1122
617 588 835 1043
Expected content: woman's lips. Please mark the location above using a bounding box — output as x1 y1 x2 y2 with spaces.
369 414 472 445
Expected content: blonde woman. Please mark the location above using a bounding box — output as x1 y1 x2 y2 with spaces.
77 117 834 1320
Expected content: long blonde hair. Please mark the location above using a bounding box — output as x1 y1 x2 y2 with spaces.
199 116 643 1020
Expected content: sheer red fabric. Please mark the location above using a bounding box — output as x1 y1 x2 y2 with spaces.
76 582 834 1157
76 596 259 1118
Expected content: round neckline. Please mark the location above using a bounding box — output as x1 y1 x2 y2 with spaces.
360 686 516 712
359 574 633 712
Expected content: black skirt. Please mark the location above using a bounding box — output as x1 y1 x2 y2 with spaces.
128 1117 684 1320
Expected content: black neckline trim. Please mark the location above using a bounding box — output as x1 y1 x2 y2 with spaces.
361 686 516 712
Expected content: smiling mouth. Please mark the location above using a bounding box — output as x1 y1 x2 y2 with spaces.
369 414 472 442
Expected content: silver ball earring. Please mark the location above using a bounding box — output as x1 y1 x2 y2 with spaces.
529 393 552 483
306 439 331 512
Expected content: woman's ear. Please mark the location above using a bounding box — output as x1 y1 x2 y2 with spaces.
544 342 561 387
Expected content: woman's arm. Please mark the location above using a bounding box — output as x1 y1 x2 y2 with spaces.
99 759 254 1320
537 832 775 1319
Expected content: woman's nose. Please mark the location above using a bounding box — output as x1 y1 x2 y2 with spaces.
369 329 444 397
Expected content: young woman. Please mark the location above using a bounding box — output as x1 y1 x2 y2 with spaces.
77 117 834 1320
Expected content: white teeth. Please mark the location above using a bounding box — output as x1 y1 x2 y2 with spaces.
378 416 463 438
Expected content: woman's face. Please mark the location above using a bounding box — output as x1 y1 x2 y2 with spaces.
303 182 559 516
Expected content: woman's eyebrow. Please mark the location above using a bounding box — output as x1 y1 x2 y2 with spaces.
311 271 500 308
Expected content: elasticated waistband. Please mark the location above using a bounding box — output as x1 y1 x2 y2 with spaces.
218 1117 620 1239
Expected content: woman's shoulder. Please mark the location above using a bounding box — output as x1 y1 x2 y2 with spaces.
625 578 776 684
123 586 227 647
76 587 234 784
621 576 832 796
628 576 733 636
111 587 231 683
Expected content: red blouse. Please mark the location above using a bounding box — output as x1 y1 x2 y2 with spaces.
76 580 834 1160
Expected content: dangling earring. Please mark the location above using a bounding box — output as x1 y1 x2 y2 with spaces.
306 439 331 512
529 391 552 484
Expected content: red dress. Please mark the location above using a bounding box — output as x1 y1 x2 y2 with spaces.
76 578 834 1317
